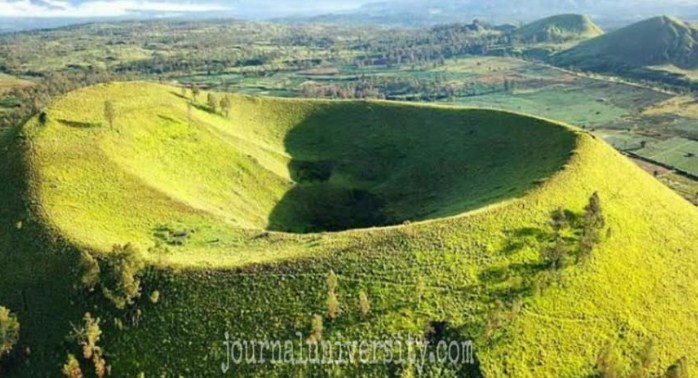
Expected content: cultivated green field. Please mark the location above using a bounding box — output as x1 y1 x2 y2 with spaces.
1 82 698 377
635 137 698 177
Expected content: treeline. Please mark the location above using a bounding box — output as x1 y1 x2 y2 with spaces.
300 75 516 101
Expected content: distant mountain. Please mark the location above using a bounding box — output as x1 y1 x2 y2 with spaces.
513 14 603 43
553 16 698 70
281 0 698 28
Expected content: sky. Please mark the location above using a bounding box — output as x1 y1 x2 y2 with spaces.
0 0 371 18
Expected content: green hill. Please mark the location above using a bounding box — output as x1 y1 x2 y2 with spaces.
553 15 698 70
2 82 698 377
513 14 603 43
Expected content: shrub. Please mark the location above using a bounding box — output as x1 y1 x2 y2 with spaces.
0 306 19 361
207 93 217 113
100 244 145 309
61 354 83 378
308 315 323 344
79 251 100 291
358 291 370 316
596 343 621 378
149 290 160 304
38 111 47 126
665 357 689 378
326 271 340 320
327 291 340 320
326 271 338 293
541 237 568 270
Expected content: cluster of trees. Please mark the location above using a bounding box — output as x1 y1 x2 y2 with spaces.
307 271 371 344
301 75 515 101
81 244 145 310
540 192 606 271
180 84 233 118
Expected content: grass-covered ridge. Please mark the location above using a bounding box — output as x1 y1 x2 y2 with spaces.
553 15 698 70
513 14 603 43
2 82 698 377
27 82 575 265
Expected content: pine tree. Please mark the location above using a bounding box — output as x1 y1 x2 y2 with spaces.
103 100 115 128
220 96 232 117
207 93 217 113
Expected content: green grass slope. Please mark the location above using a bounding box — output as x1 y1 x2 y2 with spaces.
553 15 698 71
513 14 603 43
1 82 698 377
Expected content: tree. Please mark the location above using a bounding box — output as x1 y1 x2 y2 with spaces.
220 96 232 117
103 100 115 128
38 111 47 126
100 244 145 309
550 208 568 235
0 306 19 360
207 93 217 113
187 101 193 125
191 84 200 101
358 291 370 316
541 238 568 270
61 354 83 378
579 192 605 262
665 357 689 378
71 313 101 361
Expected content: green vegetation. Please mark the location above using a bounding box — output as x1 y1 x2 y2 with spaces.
0 306 19 361
553 16 698 71
634 137 698 178
0 81 697 376
513 14 603 43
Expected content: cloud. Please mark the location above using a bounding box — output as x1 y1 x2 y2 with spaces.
0 0 231 18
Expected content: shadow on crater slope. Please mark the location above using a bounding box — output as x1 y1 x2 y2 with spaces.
267 103 576 233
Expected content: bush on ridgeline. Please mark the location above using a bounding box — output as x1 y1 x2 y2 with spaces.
220 95 232 117
100 244 145 309
191 84 200 101
38 111 47 126
103 100 115 129
0 306 20 362
207 93 217 113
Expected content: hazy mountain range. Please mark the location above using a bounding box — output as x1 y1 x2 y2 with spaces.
0 0 697 31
